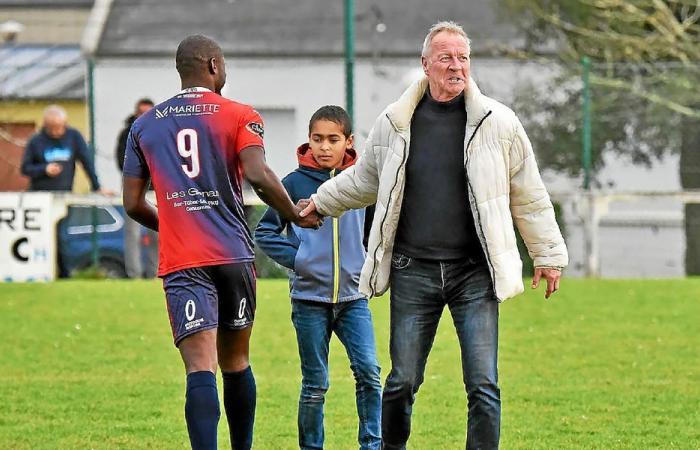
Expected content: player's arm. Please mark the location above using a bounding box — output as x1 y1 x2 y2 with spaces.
239 146 320 228
122 128 157 230
123 175 158 231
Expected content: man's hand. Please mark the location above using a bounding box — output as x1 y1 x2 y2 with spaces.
532 267 562 299
294 199 323 229
299 198 318 218
46 163 63 177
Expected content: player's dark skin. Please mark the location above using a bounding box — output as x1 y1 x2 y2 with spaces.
123 37 322 374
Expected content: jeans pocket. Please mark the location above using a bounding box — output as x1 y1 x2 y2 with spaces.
390 252 412 270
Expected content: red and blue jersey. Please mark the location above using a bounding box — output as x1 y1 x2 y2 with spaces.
123 87 264 276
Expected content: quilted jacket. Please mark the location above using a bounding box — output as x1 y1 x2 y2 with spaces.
312 77 568 301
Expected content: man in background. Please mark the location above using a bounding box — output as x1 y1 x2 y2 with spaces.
116 98 158 278
21 104 110 194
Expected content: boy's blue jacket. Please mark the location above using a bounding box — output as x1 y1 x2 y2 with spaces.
255 144 371 303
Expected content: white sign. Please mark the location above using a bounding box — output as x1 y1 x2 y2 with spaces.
0 193 55 282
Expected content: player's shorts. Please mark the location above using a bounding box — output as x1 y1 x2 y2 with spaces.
162 262 256 346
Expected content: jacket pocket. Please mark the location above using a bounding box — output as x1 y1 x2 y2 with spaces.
390 252 412 270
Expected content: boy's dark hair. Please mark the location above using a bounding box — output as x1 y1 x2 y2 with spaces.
308 105 352 138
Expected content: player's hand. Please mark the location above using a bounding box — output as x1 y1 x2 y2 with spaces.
293 200 323 229
532 267 561 299
46 163 63 177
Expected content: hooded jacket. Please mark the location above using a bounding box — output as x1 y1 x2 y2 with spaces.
311 77 568 302
255 144 370 303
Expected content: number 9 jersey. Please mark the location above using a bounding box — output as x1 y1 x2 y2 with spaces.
123 87 264 277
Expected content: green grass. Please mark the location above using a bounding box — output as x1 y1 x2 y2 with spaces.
0 279 698 449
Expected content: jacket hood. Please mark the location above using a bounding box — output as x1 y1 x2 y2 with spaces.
296 142 357 171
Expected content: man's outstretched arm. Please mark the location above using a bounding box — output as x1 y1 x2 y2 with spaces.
123 175 158 231
240 146 321 229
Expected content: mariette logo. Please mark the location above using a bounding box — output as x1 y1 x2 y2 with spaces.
155 104 220 119
155 107 169 119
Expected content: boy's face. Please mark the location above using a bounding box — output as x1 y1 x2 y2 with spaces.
309 119 353 170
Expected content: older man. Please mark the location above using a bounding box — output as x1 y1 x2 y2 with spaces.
301 21 568 450
21 105 107 193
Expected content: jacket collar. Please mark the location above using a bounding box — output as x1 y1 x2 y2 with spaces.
385 76 489 133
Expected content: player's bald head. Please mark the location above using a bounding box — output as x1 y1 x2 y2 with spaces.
176 35 223 79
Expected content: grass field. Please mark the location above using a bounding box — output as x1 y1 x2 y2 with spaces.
1 278 698 449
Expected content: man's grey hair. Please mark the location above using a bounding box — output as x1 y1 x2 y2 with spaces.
421 21 471 57
43 104 68 121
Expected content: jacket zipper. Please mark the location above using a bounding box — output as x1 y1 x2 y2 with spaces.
464 111 497 292
331 169 340 303
368 122 409 297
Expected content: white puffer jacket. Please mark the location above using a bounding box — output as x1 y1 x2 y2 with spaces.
312 77 568 301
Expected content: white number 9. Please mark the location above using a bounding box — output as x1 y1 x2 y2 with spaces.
177 128 200 178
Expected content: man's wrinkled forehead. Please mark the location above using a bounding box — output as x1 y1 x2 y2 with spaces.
428 31 470 55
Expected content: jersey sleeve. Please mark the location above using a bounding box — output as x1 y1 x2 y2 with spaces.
122 128 150 179
235 107 265 153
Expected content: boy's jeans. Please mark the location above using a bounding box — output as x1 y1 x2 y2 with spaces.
291 299 382 450
382 254 500 450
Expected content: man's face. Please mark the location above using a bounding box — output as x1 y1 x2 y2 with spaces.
44 115 67 139
421 31 470 101
213 55 227 94
308 119 353 170
136 103 153 117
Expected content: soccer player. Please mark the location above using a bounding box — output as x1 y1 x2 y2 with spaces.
122 35 322 450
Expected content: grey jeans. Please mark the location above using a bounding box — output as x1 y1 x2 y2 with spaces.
382 254 500 450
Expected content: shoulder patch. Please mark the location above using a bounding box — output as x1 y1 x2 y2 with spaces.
246 122 264 138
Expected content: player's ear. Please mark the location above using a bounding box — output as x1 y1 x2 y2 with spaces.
208 57 218 75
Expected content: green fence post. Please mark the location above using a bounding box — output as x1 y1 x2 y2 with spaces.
87 58 99 268
582 56 592 190
344 0 355 129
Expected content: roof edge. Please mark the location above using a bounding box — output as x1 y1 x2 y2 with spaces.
81 0 113 56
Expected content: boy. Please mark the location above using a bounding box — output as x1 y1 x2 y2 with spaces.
255 106 381 450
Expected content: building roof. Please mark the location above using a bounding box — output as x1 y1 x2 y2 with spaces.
95 0 522 58
0 45 85 99
0 0 93 7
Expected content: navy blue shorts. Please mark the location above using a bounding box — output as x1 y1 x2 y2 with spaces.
162 262 256 346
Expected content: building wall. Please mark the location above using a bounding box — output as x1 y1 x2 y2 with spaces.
0 8 90 44
0 99 93 193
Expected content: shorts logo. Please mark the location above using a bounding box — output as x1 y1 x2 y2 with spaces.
238 298 247 319
246 122 264 138
185 299 196 321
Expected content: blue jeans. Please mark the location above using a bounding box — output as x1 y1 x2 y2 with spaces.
291 299 382 450
382 254 500 450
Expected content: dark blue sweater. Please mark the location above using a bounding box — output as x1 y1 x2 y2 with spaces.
21 127 101 191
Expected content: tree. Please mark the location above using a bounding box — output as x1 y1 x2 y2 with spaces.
500 0 700 273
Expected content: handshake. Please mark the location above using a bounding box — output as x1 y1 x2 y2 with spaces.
293 198 324 229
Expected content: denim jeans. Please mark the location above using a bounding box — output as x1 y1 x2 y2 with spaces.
291 299 382 450
382 254 500 450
